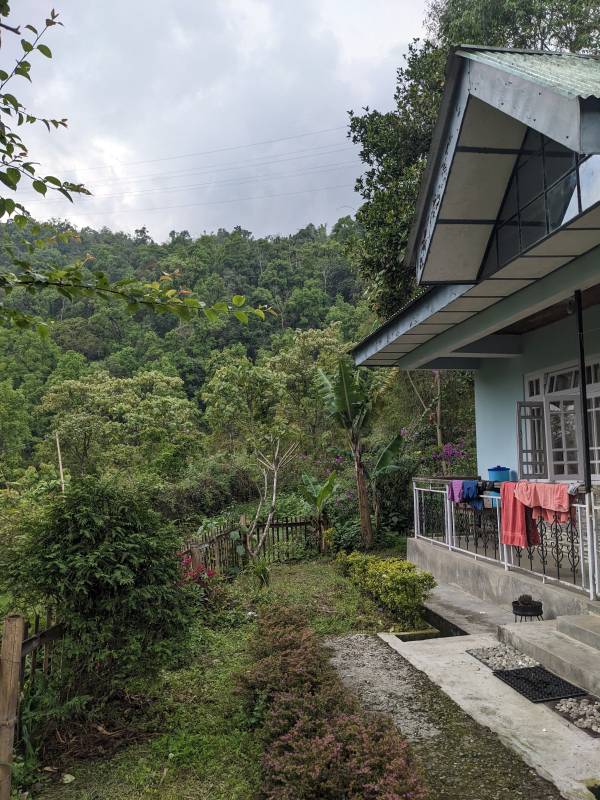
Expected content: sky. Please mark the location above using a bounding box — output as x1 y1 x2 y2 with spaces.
9 1 428 242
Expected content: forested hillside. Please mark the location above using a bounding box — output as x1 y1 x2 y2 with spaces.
0 216 474 540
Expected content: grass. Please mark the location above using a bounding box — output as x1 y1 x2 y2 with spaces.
35 558 394 800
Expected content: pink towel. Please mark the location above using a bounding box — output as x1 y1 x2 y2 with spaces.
513 481 573 524
448 480 464 503
500 482 540 547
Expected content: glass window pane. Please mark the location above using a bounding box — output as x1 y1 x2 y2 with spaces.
518 151 544 206
543 137 576 186
497 216 520 264
480 233 498 278
499 179 518 224
567 463 579 475
578 155 600 210
520 196 546 249
554 463 565 475
547 170 579 231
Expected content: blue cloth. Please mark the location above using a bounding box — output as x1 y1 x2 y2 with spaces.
462 480 483 510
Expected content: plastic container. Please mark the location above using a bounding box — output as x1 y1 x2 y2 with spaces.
488 466 510 482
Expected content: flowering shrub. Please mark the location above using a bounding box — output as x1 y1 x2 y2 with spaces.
178 552 216 584
432 442 467 463
240 605 426 800
337 552 436 627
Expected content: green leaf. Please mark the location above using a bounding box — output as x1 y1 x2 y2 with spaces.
13 214 28 229
32 180 47 196
37 44 52 58
21 39 34 53
204 308 219 323
25 25 39 35
232 295 246 307
233 310 248 324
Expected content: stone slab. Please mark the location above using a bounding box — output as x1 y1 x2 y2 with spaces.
425 582 515 635
499 621 600 699
557 615 600 651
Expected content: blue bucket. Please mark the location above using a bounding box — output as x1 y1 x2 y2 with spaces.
488 466 510 482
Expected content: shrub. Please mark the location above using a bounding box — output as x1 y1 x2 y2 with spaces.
3 476 196 697
240 604 426 800
338 552 436 627
263 712 427 800
330 519 362 552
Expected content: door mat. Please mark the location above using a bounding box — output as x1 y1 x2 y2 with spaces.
493 665 586 703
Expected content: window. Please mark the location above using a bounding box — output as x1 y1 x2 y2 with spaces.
518 360 600 481
480 130 600 279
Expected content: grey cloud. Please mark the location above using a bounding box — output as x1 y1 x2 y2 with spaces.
6 0 426 240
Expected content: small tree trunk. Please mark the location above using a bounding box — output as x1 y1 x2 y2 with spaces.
373 490 381 534
434 371 446 476
353 445 373 549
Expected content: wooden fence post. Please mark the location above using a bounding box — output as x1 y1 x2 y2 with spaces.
0 615 24 800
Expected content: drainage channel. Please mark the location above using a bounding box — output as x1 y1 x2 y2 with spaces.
395 607 467 642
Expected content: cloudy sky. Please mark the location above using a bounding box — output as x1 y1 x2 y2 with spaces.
9 1 427 241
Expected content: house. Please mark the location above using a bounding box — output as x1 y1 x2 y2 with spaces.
352 46 600 687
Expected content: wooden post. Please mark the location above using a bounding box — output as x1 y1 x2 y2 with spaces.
0 615 25 800
190 544 201 572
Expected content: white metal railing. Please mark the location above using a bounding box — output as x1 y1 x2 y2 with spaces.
412 479 599 600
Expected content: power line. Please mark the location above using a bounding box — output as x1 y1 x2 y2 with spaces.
35 183 356 218
61 125 348 174
25 160 359 205
84 143 357 189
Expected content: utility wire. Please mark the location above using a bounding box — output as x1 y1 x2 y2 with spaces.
34 183 355 217
25 160 358 205
83 143 357 189
60 125 348 174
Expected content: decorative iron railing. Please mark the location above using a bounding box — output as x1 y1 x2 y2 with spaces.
412 478 599 599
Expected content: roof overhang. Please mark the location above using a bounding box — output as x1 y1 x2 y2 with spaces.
408 47 600 286
352 244 600 370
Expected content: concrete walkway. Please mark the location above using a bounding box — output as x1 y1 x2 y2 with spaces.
328 633 565 800
380 632 600 800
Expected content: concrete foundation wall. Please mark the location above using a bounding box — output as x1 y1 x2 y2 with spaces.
408 538 600 619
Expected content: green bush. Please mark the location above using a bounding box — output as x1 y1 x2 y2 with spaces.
337 552 435 627
3 476 196 697
330 519 362 553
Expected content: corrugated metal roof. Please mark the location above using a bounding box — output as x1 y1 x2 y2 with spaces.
459 48 600 100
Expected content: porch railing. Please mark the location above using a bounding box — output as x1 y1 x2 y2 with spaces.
412 478 599 600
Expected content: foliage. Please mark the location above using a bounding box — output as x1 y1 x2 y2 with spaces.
330 519 362 553
337 552 436 627
318 359 376 548
241 604 426 800
2 476 196 696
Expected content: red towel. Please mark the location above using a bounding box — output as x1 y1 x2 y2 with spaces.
513 481 573 524
500 482 540 547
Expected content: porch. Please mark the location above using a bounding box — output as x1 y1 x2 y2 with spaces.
412 478 600 602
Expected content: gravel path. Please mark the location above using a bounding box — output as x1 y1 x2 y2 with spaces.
327 634 562 800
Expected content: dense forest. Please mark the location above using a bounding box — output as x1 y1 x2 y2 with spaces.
0 216 474 546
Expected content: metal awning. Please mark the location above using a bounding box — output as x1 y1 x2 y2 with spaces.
353 46 600 369
407 46 600 286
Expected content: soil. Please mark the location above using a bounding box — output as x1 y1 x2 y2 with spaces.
326 633 562 800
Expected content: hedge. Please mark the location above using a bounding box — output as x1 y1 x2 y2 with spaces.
240 604 427 800
337 552 436 627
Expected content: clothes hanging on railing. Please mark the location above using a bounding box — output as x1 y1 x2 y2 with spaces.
447 479 484 510
513 481 573 524
500 481 540 548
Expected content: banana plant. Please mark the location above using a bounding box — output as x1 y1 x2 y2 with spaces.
318 359 374 548
298 471 338 552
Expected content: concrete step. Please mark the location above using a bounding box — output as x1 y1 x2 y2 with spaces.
557 614 600 651
498 620 600 698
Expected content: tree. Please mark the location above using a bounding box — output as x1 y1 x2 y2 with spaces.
318 360 374 549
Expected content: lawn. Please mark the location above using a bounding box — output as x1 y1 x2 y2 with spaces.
35 558 396 800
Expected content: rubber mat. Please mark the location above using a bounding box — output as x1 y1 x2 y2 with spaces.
493 666 586 703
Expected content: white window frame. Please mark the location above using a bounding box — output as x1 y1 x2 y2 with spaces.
522 355 600 483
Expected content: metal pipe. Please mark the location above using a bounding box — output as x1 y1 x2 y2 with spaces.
574 290 592 492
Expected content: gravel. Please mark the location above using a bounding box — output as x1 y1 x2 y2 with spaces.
467 643 539 671
555 696 600 735
326 633 561 800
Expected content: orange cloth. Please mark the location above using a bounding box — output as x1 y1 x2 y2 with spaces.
513 481 573 524
500 482 540 548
